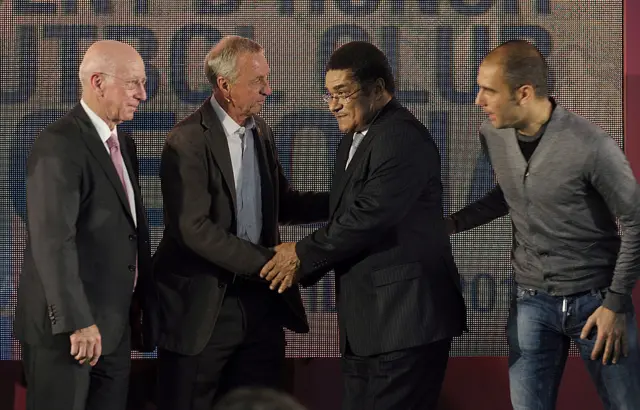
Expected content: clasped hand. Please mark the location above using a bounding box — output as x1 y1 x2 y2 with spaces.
260 242 300 293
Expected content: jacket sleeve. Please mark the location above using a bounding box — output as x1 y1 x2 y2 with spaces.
295 125 434 278
589 134 640 312
448 185 509 233
447 133 509 232
26 131 94 334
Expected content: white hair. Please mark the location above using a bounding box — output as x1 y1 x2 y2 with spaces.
204 35 263 87
77 40 139 88
78 54 116 87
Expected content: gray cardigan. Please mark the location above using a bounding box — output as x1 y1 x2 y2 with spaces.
451 104 640 312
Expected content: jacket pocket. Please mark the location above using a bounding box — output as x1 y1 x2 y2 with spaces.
370 262 423 287
156 272 192 331
158 271 192 292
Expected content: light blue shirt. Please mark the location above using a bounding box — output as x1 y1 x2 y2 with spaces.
210 97 262 244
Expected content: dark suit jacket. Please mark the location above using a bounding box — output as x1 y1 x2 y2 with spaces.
153 98 329 356
14 104 155 355
296 99 467 356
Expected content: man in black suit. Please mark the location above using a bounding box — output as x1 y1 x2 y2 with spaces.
14 40 153 410
153 35 329 410
261 41 467 410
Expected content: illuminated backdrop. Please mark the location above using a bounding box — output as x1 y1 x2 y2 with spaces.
0 0 622 359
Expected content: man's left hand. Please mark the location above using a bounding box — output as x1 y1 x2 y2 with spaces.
260 242 300 293
580 306 629 365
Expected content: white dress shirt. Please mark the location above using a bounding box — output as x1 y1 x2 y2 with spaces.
80 100 137 227
210 97 262 244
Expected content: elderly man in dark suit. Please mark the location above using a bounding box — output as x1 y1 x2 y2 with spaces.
261 41 467 410
14 40 153 410
153 35 329 410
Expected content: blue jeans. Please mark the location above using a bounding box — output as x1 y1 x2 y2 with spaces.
507 286 640 410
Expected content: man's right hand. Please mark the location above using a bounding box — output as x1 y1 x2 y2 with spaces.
70 324 102 366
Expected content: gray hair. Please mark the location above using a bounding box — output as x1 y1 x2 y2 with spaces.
204 36 263 87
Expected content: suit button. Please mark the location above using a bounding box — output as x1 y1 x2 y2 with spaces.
129 234 137 241
217 283 225 289
128 265 136 272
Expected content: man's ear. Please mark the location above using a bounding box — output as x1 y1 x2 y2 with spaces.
91 73 106 97
517 84 535 105
217 76 232 103
375 78 386 99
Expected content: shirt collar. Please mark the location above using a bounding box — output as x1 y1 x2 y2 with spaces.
80 99 116 145
210 96 256 137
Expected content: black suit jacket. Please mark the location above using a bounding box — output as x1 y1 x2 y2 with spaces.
153 98 329 356
14 104 155 355
296 99 467 356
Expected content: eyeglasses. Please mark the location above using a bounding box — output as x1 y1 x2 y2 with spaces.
99 72 147 91
321 88 361 104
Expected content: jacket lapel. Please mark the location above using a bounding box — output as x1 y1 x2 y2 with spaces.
526 103 566 173
253 122 277 246
119 133 147 227
501 129 528 176
329 134 351 214
329 99 400 216
200 98 238 212
72 104 135 226
329 134 376 217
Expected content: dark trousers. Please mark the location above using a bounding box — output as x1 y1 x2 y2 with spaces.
157 287 285 410
341 338 452 410
22 326 131 410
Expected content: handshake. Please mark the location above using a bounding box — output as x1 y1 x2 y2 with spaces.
259 242 300 293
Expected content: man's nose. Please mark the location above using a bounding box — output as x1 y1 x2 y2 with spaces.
135 83 147 101
262 80 272 96
328 98 342 112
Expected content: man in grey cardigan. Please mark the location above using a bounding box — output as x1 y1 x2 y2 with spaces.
448 40 640 409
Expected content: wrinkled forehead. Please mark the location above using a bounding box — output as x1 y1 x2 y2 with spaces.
325 69 358 91
236 52 269 79
113 54 146 78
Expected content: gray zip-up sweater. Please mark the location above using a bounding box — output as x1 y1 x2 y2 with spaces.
451 104 640 312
